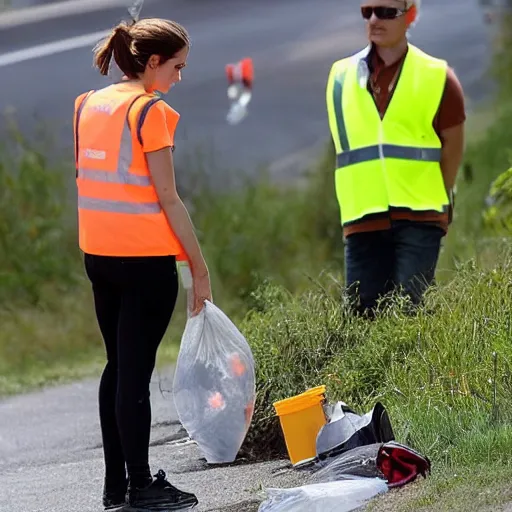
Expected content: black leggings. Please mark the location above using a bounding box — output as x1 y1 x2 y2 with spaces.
84 253 179 489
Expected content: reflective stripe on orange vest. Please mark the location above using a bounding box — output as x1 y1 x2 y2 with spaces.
74 86 185 258
77 196 161 214
76 91 160 213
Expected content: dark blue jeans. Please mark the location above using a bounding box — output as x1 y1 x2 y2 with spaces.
344 224 444 316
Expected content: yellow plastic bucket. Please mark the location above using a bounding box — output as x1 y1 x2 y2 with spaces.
273 385 327 466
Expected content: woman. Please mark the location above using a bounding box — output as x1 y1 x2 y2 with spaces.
73 17 211 511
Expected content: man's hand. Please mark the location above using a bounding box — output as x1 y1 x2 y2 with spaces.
440 122 465 192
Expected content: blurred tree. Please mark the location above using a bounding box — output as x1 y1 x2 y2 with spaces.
491 10 512 100
483 166 512 234
480 9 512 234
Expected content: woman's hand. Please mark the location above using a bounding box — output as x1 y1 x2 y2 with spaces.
191 270 212 316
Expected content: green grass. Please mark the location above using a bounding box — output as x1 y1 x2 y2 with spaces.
239 256 512 509
1 98 511 397
240 255 512 460
0 279 187 395
0 139 79 304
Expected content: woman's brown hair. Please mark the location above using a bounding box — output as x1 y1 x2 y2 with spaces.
93 18 190 78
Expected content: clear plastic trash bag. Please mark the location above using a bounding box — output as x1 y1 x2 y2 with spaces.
312 444 384 482
172 299 256 464
258 477 388 512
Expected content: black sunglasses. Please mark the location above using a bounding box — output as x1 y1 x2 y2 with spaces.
361 6 405 20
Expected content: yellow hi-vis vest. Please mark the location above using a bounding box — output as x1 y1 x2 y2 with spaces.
326 44 450 227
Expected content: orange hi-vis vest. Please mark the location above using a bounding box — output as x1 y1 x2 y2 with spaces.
74 85 186 259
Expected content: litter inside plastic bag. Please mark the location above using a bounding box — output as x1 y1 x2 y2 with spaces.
258 477 388 512
173 299 256 464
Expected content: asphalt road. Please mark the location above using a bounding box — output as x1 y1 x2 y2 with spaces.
0 0 496 180
0 367 308 512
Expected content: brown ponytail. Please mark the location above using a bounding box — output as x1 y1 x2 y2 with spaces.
93 18 190 79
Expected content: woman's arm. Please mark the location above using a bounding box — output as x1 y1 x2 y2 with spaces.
146 147 208 278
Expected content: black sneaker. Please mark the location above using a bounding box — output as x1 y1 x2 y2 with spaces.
103 479 128 510
126 469 198 511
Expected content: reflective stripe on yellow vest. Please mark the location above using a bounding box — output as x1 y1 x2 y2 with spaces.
326 44 450 227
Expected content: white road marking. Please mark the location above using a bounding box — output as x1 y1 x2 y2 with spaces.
0 29 110 68
0 0 130 29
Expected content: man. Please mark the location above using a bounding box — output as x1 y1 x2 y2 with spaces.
326 0 466 316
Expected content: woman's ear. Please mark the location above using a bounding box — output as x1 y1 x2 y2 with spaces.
148 54 160 70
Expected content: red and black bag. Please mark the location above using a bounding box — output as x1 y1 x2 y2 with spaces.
310 401 431 488
377 441 431 488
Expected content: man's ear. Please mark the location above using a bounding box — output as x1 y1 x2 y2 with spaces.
405 5 417 25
